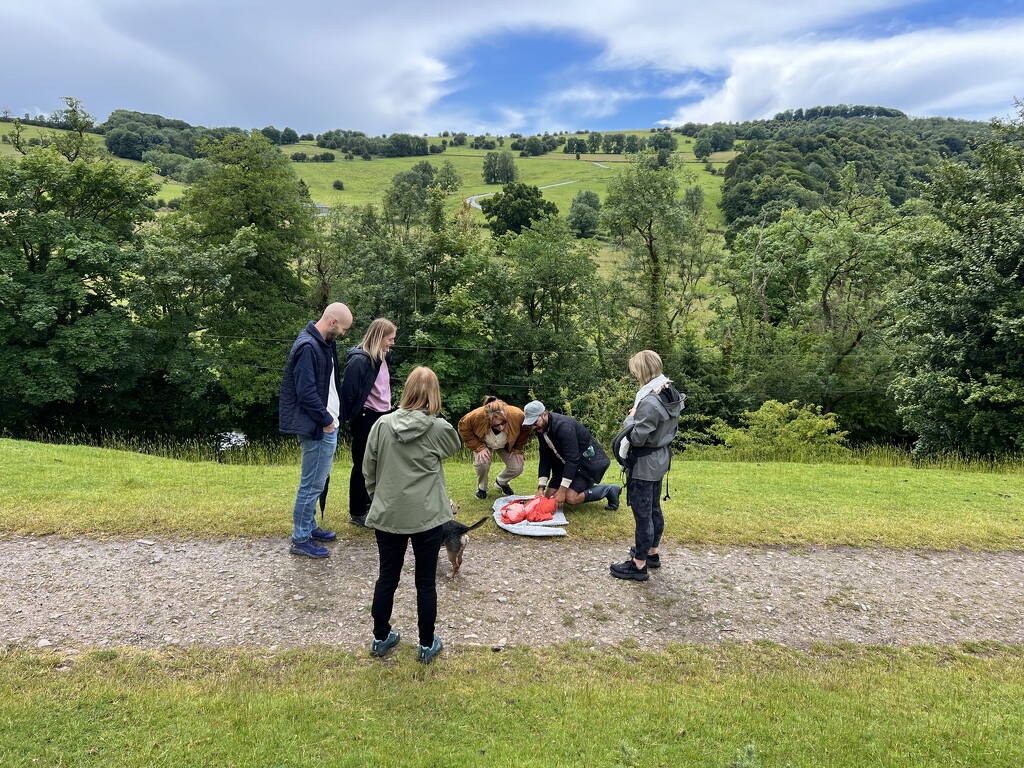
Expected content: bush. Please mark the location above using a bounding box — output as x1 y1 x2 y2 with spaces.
701 400 850 460
332 180 344 190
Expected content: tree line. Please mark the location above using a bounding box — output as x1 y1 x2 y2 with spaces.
2 99 1021 457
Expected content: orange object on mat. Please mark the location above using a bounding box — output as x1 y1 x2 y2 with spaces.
524 494 556 522
500 501 527 524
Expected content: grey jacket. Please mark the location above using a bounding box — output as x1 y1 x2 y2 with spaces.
612 384 685 481
363 408 462 534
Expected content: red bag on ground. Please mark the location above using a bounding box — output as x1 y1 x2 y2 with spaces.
500 501 527 524
524 494 556 522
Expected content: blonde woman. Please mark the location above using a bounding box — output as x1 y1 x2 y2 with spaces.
340 318 397 526
458 396 530 499
610 351 685 581
363 366 462 664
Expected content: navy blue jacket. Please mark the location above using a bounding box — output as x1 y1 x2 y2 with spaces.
279 322 341 439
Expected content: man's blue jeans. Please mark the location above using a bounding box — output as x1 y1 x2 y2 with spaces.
292 428 338 542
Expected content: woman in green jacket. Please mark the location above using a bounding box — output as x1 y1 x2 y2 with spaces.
363 366 462 664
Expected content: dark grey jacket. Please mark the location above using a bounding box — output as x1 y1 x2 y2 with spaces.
613 384 685 481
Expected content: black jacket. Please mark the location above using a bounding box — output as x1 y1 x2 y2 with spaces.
537 412 610 486
339 347 394 423
278 321 341 439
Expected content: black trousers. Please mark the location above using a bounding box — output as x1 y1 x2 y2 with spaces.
349 408 385 519
372 525 444 647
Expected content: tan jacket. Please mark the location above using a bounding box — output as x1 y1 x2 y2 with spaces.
458 405 530 454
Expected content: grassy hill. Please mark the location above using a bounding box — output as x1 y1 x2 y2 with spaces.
286 134 729 227
1 121 728 226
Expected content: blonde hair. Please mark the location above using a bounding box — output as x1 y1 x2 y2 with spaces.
628 350 664 385
358 318 397 362
482 395 507 424
399 366 442 415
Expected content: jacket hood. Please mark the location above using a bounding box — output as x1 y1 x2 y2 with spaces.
388 408 435 442
345 347 371 364
649 385 686 420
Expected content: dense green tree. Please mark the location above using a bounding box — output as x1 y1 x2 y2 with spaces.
281 127 299 144
890 107 1024 455
478 182 558 237
567 189 601 238
499 217 601 404
383 161 436 232
433 160 462 196
176 131 314 435
0 132 158 433
693 137 713 161
717 168 907 440
482 150 519 184
602 157 698 357
647 132 678 151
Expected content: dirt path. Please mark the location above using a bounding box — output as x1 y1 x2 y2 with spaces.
3 533 1023 653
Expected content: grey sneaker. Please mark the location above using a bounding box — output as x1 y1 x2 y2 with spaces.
371 630 400 657
417 636 443 664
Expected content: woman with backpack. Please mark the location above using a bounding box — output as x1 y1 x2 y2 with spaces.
610 351 686 582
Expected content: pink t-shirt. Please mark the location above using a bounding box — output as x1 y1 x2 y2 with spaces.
363 359 391 412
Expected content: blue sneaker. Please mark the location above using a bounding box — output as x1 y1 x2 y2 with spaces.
417 636 443 664
370 630 400 657
289 539 329 558
311 526 337 542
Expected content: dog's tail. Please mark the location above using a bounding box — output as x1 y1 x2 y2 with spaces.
465 516 489 532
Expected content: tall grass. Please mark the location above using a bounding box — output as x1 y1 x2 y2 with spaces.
11 430 1023 474
684 444 1024 474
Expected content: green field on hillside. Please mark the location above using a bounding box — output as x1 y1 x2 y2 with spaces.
1 121 727 224
286 139 728 227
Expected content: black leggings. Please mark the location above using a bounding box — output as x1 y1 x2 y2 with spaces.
628 477 664 561
372 525 444 647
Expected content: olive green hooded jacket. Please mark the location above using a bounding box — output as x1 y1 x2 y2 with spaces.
363 408 462 534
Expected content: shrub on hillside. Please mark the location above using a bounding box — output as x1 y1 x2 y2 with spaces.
702 400 850 460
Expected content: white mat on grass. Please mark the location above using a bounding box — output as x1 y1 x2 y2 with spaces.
492 494 568 537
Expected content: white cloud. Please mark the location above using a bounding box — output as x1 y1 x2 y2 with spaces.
667 22 1024 124
2 1 1022 132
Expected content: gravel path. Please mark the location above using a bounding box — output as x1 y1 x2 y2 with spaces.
4 533 1023 653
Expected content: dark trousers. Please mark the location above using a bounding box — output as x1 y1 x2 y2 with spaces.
349 408 385 519
628 477 664 561
372 525 444 648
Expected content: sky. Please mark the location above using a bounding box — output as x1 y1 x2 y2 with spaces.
2 0 1023 136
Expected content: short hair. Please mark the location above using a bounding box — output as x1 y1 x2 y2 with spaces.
399 366 442 415
628 350 663 385
482 396 508 423
358 318 397 362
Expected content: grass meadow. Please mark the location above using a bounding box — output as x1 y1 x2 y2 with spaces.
3 437 1023 549
3 437 1024 765
2 644 1022 767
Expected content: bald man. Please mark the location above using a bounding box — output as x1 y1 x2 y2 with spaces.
279 302 353 558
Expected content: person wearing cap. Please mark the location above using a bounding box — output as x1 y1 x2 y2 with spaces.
458 396 530 499
522 400 621 510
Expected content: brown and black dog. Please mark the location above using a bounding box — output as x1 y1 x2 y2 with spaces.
441 501 489 578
